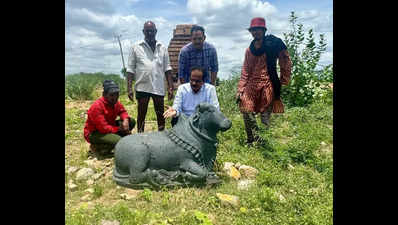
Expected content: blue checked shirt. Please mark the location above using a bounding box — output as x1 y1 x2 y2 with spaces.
178 42 218 83
172 83 220 117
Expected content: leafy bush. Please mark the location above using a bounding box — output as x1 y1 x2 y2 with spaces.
281 12 333 107
65 72 126 100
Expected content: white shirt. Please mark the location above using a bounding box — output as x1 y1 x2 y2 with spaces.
127 40 172 96
172 83 220 117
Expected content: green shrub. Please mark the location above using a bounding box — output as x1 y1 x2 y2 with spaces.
281 12 333 107
111 203 147 224
216 73 241 117
93 184 103 199
173 210 214 225
141 188 153 202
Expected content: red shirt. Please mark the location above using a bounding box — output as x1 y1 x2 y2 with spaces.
83 96 129 143
237 48 291 113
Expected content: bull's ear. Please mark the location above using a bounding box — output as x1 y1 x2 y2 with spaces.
192 113 199 123
192 110 201 126
196 103 210 113
195 103 201 113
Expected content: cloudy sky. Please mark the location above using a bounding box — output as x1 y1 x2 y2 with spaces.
65 0 333 79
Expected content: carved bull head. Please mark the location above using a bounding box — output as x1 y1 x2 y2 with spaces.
192 103 232 137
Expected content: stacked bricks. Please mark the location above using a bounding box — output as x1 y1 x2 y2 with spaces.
168 24 194 85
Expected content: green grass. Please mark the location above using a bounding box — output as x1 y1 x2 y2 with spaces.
65 74 333 225
65 72 127 100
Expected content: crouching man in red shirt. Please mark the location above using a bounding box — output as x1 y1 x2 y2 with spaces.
83 80 136 156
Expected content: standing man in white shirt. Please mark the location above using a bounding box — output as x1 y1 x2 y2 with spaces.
163 66 220 126
126 21 174 133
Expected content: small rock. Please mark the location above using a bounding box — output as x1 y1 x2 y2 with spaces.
238 165 258 179
223 162 241 180
278 193 286 202
120 189 142 200
216 193 240 207
234 162 242 169
76 168 95 181
237 179 255 191
81 194 92 201
228 166 241 180
68 182 78 191
67 166 78 174
321 141 327 146
104 161 112 167
310 187 320 195
86 179 95 186
84 159 94 166
85 188 94 194
101 220 120 225
223 162 235 171
120 193 128 200
93 172 105 181
106 170 113 178
84 159 100 169
126 189 142 196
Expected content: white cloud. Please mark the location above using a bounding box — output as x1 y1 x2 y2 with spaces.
296 10 320 20
187 0 277 37
67 0 115 15
167 1 177 6
128 0 142 4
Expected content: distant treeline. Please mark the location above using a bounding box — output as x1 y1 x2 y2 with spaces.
65 72 126 100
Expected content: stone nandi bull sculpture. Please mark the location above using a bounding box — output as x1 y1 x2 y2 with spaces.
113 103 232 189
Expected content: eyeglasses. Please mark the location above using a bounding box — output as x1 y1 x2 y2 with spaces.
192 37 204 41
190 79 203 84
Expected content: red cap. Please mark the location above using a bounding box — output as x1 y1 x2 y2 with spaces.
248 17 266 30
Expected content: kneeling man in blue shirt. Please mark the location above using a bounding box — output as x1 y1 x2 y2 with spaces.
163 66 220 126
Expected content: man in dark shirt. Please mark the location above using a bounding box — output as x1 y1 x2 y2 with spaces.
178 25 218 85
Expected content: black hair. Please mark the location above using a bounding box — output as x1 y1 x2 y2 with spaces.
102 80 119 95
191 25 205 36
103 79 114 87
190 66 205 81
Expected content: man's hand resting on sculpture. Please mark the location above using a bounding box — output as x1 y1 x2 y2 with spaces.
163 105 177 119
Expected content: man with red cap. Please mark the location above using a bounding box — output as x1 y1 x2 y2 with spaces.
236 17 292 145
